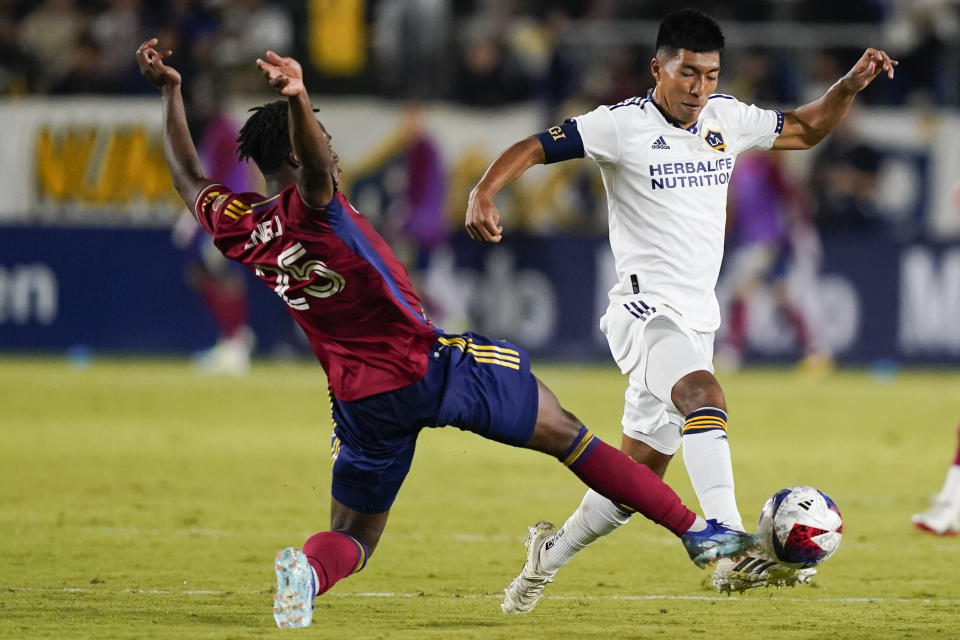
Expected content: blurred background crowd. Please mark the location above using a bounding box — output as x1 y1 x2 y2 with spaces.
3 0 959 237
2 0 958 106
3 0 959 368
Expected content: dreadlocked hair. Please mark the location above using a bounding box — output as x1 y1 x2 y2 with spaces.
236 100 291 175
236 100 325 174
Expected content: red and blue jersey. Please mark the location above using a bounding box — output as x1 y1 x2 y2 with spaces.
194 183 440 401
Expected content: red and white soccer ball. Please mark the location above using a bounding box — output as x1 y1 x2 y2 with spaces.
757 485 843 568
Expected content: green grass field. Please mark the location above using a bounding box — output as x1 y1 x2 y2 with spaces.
2 357 959 639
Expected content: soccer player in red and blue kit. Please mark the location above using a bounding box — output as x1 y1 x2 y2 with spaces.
136 38 759 628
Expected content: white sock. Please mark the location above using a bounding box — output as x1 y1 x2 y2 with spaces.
682 408 744 531
938 465 960 503
310 565 320 598
686 514 708 532
539 490 632 574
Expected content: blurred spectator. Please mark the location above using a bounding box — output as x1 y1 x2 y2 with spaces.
800 49 847 104
886 0 960 105
580 47 647 106
90 0 143 92
391 104 451 323
726 48 800 105
388 104 449 269
0 0 951 109
145 0 220 95
19 0 85 89
182 30 226 139
532 9 581 122
216 0 294 93
797 0 887 23
172 82 256 376
718 152 830 372
150 0 219 44
350 104 451 322
49 32 111 95
0 12 41 94
454 31 529 106
373 0 451 99
809 112 883 232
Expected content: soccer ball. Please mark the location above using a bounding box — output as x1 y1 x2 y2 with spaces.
757 486 843 568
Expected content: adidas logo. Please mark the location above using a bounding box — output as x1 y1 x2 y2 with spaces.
651 136 670 150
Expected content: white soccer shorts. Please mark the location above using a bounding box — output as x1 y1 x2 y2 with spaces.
600 293 715 455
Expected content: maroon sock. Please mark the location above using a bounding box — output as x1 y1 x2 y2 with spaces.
302 531 367 596
781 304 811 351
728 297 747 351
954 421 960 466
562 427 696 536
199 279 248 338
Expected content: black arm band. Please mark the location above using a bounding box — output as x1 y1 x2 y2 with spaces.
533 120 584 164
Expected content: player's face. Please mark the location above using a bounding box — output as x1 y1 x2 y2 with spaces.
651 49 721 127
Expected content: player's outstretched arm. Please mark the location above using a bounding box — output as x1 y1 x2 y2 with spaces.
773 48 898 151
466 136 545 243
256 51 335 207
136 38 212 213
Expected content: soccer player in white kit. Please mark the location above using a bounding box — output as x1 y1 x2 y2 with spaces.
466 8 897 608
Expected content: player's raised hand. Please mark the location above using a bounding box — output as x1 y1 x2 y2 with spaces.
842 48 898 93
256 51 305 96
465 187 503 243
136 38 181 91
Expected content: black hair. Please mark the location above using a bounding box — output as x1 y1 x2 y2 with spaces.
236 100 291 175
655 8 724 57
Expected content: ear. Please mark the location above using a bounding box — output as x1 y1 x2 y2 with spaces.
286 151 301 169
650 57 661 83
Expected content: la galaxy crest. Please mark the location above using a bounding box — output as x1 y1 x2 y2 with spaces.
704 129 726 153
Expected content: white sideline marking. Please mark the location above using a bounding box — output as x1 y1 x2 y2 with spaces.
6 587 960 605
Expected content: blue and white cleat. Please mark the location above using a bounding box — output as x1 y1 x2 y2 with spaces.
681 519 760 568
273 547 315 629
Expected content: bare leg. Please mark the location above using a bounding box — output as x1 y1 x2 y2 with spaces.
290 498 390 606
537 433 675 575
329 497 390 554
522 378 695 536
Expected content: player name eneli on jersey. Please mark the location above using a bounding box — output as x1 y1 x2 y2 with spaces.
245 215 283 249
194 183 439 401
649 156 734 190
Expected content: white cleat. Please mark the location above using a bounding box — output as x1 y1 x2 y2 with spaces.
273 547 315 629
501 521 557 614
712 555 817 594
912 500 960 537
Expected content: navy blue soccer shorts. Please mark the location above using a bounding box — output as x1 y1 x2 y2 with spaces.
328 331 540 513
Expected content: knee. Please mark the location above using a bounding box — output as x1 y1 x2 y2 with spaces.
671 370 725 415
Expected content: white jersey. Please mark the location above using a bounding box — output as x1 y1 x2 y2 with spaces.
574 93 783 331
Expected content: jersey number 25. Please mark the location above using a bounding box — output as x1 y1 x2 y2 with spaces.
255 243 345 310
